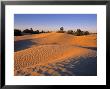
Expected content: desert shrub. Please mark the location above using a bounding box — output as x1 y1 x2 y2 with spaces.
30 28 34 33
57 31 63 33
57 27 65 33
83 31 90 35
73 29 90 36
36 30 40 34
23 29 32 33
32 30 51 34
41 30 45 33
60 27 64 31
39 30 46 33
46 31 51 33
75 29 83 36
23 28 34 34
57 30 65 33
67 30 74 34
14 29 22 36
32 30 40 34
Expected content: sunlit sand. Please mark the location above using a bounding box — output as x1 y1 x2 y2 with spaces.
14 32 97 76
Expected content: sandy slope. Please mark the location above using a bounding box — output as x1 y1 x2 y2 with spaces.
14 32 97 76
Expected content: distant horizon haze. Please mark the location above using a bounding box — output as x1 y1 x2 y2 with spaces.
14 14 97 33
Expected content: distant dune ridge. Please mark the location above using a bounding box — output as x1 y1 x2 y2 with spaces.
14 32 97 76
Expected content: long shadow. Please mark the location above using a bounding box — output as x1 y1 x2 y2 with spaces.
80 46 97 51
51 57 97 76
37 56 97 76
67 57 97 76
14 39 37 52
73 45 97 51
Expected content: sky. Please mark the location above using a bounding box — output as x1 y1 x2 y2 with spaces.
14 14 97 32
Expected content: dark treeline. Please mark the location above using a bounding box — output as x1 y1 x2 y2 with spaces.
14 28 51 36
14 29 22 36
66 29 90 36
14 27 91 36
57 27 90 36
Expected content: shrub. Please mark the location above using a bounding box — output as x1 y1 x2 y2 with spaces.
57 27 65 33
41 30 45 33
67 30 74 34
75 29 83 36
46 31 51 33
60 27 64 31
83 31 89 35
73 29 90 36
57 30 65 33
36 30 40 34
32 30 40 34
23 28 34 34
30 28 34 33
39 30 46 33
14 29 22 36
23 29 32 33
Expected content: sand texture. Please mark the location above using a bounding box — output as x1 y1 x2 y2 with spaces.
14 32 97 76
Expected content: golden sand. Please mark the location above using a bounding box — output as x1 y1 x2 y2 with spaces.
14 32 97 76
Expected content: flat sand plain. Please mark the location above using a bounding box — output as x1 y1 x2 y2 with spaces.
14 32 97 76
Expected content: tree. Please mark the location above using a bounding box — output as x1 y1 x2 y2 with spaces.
23 28 34 34
30 28 34 33
83 31 89 35
23 29 30 33
67 30 73 34
36 30 39 34
75 29 83 36
14 29 22 36
32 30 40 34
57 27 65 33
41 30 45 33
60 27 64 31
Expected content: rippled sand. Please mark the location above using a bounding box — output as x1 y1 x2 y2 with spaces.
14 32 97 76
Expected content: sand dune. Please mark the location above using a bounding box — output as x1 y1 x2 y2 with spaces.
14 32 97 76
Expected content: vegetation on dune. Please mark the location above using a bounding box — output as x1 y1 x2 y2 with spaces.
14 29 22 36
14 28 52 36
57 27 90 36
32 30 40 34
56 27 65 33
23 28 33 34
23 28 40 34
83 31 90 35
75 29 83 36
66 29 90 36
67 30 74 34
74 29 90 36
14 27 91 36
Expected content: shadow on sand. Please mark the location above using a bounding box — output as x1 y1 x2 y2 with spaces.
14 39 37 52
73 45 97 51
66 57 97 76
54 57 97 76
34 56 97 76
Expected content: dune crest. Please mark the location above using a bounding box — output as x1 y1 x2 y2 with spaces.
14 32 97 76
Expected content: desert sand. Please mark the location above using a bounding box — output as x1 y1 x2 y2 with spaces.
14 32 97 76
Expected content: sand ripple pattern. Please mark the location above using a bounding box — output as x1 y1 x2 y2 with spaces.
14 33 97 76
